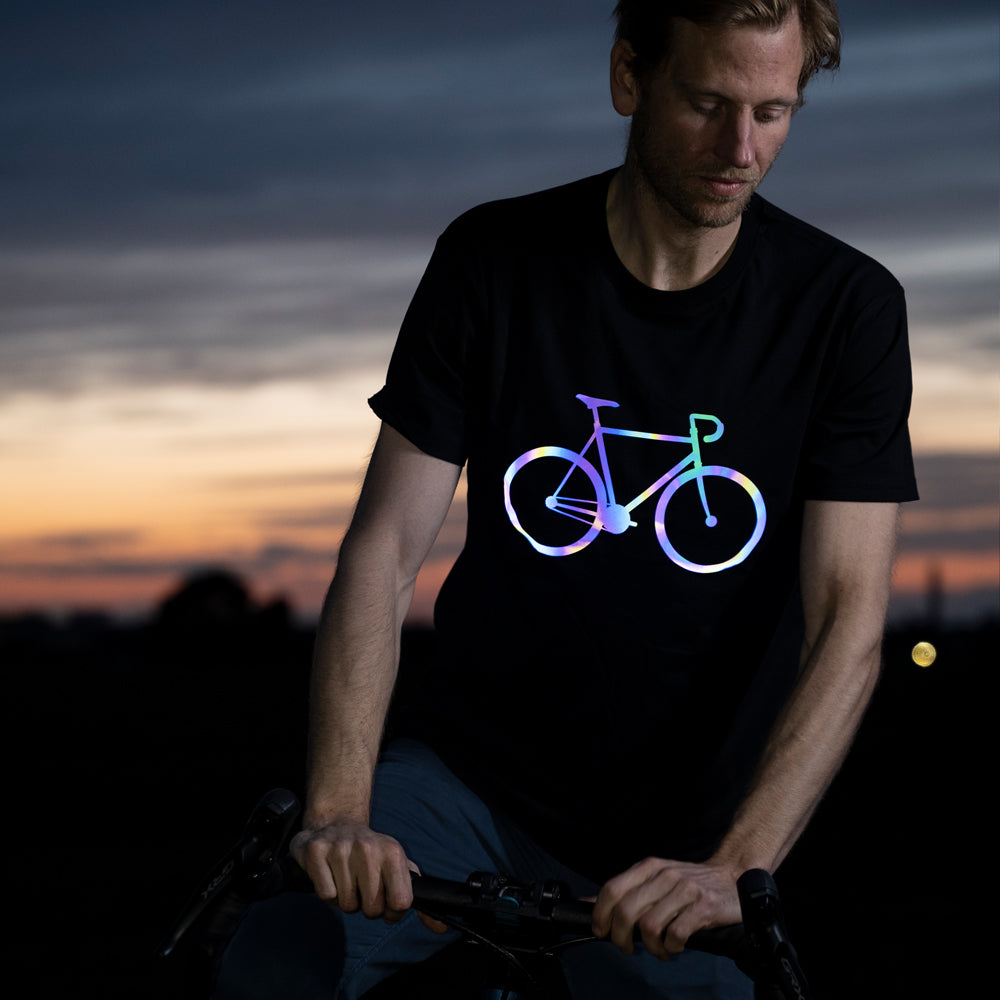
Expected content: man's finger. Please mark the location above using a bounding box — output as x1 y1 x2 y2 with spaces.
295 835 340 903
417 911 450 934
381 850 415 914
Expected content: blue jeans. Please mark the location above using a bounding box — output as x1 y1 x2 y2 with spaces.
213 739 752 999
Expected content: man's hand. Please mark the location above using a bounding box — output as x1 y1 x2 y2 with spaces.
291 821 413 921
290 822 448 932
591 857 741 960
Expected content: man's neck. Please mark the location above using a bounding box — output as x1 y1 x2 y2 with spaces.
606 164 741 292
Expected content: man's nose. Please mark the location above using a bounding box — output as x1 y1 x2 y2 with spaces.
715 110 754 169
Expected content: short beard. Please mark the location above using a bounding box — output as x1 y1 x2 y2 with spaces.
626 109 766 230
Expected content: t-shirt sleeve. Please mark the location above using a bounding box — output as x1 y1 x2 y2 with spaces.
799 281 919 502
368 222 479 467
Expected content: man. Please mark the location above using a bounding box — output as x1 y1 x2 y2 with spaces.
216 2 917 997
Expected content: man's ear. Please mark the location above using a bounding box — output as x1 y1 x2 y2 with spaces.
610 39 641 117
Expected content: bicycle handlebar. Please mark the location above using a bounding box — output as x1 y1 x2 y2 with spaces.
690 412 724 442
160 789 810 999
158 788 299 959
271 856 751 967
738 869 810 1000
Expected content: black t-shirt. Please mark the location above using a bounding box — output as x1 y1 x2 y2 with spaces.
370 169 917 882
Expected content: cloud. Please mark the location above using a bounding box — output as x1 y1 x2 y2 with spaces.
209 469 364 492
8 1 991 250
254 507 357 532
1 0 995 625
0 553 197 581
897 452 999 564
909 452 1000 511
0 538 330 583
764 17 996 239
0 240 416 396
32 530 146 550
2 1 994 469
2 1 616 246
4 7 993 251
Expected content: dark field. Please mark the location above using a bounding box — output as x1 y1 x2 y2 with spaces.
5 572 989 998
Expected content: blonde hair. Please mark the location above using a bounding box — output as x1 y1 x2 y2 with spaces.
612 0 841 95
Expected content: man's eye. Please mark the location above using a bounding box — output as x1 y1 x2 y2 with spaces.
756 107 786 123
692 102 720 116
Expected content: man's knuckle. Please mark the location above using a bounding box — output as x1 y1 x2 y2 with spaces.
351 837 374 861
386 885 412 911
302 837 326 862
324 832 348 854
603 872 627 895
337 890 360 913
314 884 338 904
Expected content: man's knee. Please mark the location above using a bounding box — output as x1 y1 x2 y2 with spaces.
212 894 346 999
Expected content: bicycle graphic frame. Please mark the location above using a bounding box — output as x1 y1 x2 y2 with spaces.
503 394 766 573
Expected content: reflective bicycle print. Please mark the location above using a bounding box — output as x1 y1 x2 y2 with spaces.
503 394 766 574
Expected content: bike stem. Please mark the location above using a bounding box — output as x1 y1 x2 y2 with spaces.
688 414 722 527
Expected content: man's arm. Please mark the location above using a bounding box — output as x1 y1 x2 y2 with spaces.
593 499 900 958
291 422 461 922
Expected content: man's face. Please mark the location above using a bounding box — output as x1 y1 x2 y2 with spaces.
623 15 805 230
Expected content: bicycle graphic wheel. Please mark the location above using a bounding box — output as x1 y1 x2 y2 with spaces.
654 466 766 574
503 447 606 556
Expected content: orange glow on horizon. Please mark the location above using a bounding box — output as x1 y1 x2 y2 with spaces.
892 549 999 595
6 543 994 628
2 371 995 625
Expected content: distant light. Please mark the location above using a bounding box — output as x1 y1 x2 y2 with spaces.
911 642 937 668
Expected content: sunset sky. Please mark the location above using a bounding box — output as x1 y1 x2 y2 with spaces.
2 0 997 625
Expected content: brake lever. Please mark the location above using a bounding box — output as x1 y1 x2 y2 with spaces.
158 788 300 958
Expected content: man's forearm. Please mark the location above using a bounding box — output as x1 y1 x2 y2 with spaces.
712 618 881 876
299 425 462 833
713 500 898 877
302 534 416 831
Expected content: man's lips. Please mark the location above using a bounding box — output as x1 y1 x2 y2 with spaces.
701 176 753 197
